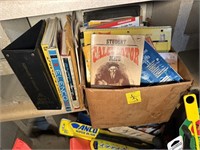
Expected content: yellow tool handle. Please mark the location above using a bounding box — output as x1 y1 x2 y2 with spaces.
192 122 200 150
184 94 199 121
183 94 199 150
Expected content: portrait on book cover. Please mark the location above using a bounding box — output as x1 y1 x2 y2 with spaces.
94 62 129 86
91 34 145 86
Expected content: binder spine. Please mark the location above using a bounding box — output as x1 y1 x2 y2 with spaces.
2 20 62 109
41 45 63 103
49 49 72 111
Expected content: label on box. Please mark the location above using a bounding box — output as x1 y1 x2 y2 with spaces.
126 91 141 104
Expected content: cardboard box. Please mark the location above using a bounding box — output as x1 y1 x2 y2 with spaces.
84 58 193 128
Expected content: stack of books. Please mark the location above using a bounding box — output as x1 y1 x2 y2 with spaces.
81 7 182 88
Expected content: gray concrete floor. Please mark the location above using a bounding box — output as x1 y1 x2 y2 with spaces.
1 116 73 150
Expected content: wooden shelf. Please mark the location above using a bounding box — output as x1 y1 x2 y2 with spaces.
0 74 85 122
0 0 152 122
0 0 151 21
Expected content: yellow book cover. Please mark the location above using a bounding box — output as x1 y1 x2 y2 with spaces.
41 19 63 104
83 26 172 52
83 45 91 84
47 18 73 111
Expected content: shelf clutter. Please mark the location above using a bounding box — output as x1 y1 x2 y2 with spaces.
1 1 199 149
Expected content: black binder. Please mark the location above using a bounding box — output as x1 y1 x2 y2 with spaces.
2 20 61 110
83 4 140 24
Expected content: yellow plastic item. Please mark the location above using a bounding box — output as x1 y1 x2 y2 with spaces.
184 94 200 150
59 119 99 140
90 139 137 150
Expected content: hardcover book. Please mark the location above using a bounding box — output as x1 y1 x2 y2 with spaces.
141 41 182 85
2 20 61 109
90 34 145 87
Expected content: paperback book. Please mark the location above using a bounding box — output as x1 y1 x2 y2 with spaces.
90 34 145 87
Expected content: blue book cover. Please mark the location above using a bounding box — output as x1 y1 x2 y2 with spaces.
141 41 183 85
49 49 72 111
63 57 77 101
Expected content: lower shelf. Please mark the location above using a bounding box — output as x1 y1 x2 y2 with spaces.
0 74 85 122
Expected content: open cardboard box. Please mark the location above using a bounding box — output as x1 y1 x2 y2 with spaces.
84 57 193 128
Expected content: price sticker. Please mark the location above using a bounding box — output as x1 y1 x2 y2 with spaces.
125 91 141 104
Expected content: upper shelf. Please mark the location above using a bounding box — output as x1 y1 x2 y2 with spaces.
0 0 151 21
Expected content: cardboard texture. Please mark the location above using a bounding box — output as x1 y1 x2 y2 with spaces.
159 52 178 72
85 58 193 128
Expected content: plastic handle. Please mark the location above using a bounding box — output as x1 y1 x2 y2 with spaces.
184 94 199 121
183 94 199 150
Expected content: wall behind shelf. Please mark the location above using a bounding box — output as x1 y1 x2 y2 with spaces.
1 0 199 53
0 0 152 21
150 0 199 51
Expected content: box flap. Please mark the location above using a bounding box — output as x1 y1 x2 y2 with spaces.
85 81 191 128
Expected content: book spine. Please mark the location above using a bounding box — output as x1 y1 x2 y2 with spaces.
41 45 63 103
48 49 72 112
65 15 83 109
61 56 80 109
92 17 139 29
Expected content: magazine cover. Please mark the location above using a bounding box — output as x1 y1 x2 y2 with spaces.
141 41 183 85
90 34 145 87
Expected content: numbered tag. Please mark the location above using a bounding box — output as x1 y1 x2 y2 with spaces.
125 91 141 104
